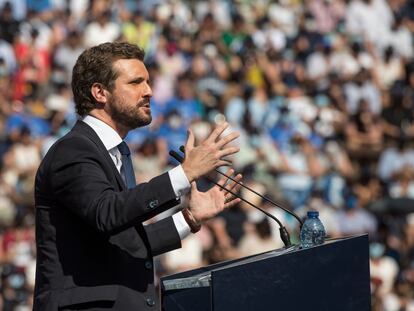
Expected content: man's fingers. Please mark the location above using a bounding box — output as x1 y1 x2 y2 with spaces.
224 168 234 180
223 174 242 201
223 173 242 193
217 159 233 167
205 122 229 144
224 197 241 209
217 168 234 188
228 174 242 192
215 132 239 149
190 181 198 192
185 129 195 152
217 147 240 159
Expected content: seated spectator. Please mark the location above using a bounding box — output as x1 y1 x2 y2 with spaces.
204 217 241 264
121 10 155 53
344 99 384 158
239 217 276 257
378 139 414 182
345 0 393 50
2 127 40 180
277 133 326 209
313 95 347 140
370 242 399 297
389 16 413 60
83 11 120 47
344 70 382 115
353 173 384 208
162 233 204 273
156 110 188 162
388 167 414 199
0 35 16 75
131 138 166 183
374 46 403 90
316 140 356 207
53 30 84 81
335 192 377 236
164 77 203 127
382 282 414 311
381 83 414 140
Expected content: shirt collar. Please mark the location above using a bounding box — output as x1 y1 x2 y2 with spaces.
82 115 123 151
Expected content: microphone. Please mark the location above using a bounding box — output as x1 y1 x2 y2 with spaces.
169 150 292 247
178 145 303 228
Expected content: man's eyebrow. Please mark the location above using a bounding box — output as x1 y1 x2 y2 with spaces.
127 77 145 84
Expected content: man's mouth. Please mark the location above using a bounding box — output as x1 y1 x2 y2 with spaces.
139 100 150 108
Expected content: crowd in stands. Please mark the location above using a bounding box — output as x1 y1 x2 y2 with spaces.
0 0 413 309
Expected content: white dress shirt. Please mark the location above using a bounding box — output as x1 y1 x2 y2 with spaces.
82 115 191 239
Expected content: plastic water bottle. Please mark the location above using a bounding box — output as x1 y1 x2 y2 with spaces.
300 211 326 248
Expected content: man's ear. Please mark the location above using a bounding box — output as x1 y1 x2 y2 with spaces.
90 83 109 107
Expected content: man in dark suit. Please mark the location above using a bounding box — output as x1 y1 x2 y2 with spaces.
34 42 241 310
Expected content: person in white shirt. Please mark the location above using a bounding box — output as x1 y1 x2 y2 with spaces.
84 11 121 48
33 42 242 311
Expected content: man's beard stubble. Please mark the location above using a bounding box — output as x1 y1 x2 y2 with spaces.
108 95 152 130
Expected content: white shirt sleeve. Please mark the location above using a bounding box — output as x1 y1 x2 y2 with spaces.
168 165 192 239
172 212 191 239
168 165 191 197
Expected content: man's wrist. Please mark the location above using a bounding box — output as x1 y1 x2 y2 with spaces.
182 208 201 233
182 163 196 183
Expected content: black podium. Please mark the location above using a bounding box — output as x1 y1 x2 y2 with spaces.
161 235 371 311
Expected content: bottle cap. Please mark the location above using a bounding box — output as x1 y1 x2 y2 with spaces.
307 211 319 217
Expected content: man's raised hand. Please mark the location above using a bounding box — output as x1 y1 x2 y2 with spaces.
181 122 240 183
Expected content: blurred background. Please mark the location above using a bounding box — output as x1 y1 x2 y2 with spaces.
0 0 413 310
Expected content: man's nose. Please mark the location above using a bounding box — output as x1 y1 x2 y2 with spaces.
144 82 153 98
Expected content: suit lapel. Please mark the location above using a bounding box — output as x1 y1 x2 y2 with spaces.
71 120 127 190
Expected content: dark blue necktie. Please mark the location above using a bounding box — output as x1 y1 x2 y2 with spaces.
117 141 136 189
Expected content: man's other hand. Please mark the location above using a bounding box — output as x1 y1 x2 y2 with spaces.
185 169 242 228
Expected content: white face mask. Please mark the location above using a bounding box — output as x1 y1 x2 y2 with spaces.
192 122 211 141
168 116 182 129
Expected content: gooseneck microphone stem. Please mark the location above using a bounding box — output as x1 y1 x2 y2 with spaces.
169 150 292 247
178 145 303 228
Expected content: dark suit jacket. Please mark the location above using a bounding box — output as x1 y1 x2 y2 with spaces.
34 121 182 310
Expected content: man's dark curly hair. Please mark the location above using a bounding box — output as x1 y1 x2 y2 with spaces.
71 42 145 116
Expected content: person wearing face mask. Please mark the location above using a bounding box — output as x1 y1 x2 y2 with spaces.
370 242 399 297
336 190 377 236
156 110 187 164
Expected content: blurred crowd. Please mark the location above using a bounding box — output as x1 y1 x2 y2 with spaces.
0 0 413 310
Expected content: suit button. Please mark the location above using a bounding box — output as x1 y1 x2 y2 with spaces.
148 200 158 209
145 260 153 269
146 298 155 307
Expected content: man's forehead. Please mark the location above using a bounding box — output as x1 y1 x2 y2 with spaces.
113 58 148 78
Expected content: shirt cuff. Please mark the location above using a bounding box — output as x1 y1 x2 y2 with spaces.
172 212 191 239
168 165 191 198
